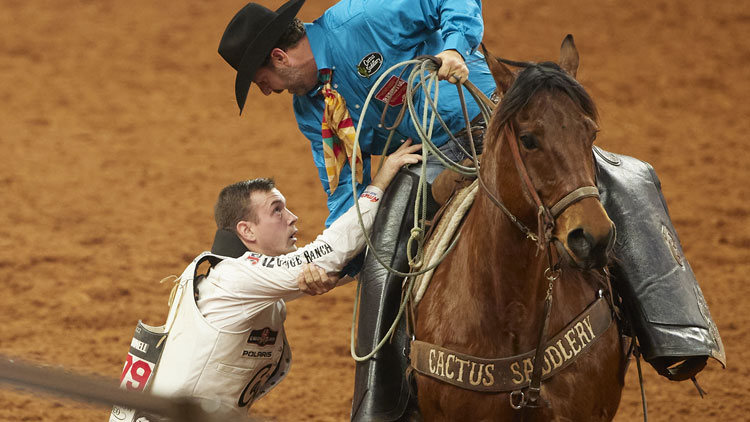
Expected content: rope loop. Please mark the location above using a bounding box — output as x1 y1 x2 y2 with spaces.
348 57 490 361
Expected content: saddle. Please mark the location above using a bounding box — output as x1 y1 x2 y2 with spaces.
430 157 478 207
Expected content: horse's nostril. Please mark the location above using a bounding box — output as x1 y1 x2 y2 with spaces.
566 226 613 268
567 228 593 259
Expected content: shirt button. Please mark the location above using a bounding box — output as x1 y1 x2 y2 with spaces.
332 66 336 70
355 104 360 109
333 84 338 89
377 124 383 128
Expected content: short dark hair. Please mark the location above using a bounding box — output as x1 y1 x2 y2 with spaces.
261 18 306 67
214 178 276 231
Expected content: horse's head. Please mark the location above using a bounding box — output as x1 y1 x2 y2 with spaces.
482 35 614 269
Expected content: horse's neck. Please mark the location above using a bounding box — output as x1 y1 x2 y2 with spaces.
464 191 606 335
464 192 548 306
421 192 554 354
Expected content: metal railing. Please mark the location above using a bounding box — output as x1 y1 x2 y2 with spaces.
0 354 262 422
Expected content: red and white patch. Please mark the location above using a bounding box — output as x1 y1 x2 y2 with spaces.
119 352 155 392
361 191 380 202
374 75 407 106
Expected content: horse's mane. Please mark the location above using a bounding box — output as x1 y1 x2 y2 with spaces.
495 61 598 127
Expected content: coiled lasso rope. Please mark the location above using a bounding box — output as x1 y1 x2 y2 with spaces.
347 56 494 361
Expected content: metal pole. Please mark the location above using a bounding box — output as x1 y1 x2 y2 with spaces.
0 355 258 422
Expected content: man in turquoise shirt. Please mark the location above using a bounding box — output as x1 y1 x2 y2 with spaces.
219 0 496 225
292 0 496 225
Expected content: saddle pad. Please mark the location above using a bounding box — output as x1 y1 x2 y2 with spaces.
412 180 479 304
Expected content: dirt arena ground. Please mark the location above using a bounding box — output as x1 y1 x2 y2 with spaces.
1 0 748 421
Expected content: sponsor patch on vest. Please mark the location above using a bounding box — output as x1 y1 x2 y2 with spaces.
247 327 278 347
242 350 274 358
357 52 383 78
375 75 407 106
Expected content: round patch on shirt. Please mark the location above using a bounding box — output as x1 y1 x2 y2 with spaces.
357 52 383 78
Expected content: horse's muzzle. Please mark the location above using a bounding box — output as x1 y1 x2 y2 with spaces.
561 222 614 269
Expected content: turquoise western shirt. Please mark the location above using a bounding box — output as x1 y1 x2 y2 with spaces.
292 0 495 225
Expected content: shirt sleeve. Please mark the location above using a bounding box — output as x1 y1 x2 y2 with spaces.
364 0 484 57
431 0 484 57
214 186 385 314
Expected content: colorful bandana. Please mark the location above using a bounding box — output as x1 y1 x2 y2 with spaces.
320 69 363 193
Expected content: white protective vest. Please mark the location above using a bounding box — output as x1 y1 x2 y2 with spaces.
148 254 291 416
112 185 383 420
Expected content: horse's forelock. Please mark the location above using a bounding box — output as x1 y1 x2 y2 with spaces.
495 61 598 127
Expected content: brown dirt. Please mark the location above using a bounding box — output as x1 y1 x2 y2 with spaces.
1 0 748 421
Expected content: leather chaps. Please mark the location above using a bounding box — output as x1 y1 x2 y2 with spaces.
594 146 726 380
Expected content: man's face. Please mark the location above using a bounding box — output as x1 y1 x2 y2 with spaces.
247 188 299 256
253 62 316 96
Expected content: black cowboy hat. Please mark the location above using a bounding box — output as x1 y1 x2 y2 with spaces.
218 0 305 113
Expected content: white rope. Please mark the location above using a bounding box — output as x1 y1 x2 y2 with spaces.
349 58 477 278
347 57 489 361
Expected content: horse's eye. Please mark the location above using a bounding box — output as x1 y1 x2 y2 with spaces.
519 134 539 150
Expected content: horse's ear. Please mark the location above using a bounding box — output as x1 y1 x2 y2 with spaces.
559 34 579 78
481 43 514 94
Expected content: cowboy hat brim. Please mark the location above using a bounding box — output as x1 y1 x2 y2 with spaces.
231 0 305 113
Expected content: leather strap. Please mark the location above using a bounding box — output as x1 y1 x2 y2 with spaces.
549 186 600 218
409 297 613 392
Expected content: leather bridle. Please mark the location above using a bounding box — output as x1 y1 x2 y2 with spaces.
459 86 600 252
458 82 602 410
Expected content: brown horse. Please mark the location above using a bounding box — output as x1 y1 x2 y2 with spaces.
412 36 625 421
